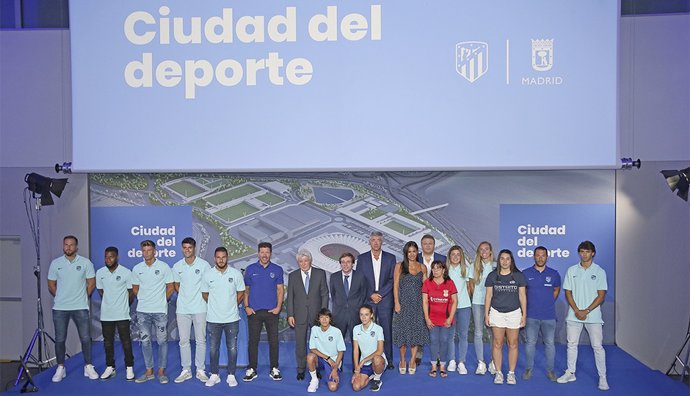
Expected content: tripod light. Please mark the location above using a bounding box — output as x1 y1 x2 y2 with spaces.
24 173 68 206
660 167 690 202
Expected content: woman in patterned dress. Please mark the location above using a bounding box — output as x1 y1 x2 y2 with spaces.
392 241 429 375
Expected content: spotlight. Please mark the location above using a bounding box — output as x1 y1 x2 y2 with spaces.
660 167 690 202
621 158 642 170
55 162 72 174
24 173 68 206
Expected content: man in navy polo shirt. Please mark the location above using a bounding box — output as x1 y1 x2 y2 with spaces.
522 246 561 381
47 235 98 382
242 242 284 382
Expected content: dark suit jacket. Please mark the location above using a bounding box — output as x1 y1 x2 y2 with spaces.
356 250 397 308
286 267 329 325
417 252 448 265
330 269 370 326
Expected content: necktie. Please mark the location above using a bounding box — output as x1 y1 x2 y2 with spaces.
304 271 310 293
344 275 350 297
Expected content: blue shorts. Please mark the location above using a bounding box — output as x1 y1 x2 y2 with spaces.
359 365 374 377
318 357 342 381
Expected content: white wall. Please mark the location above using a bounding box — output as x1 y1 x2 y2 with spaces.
0 14 689 371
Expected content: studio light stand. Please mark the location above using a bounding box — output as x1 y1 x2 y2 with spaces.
14 174 68 392
666 313 690 384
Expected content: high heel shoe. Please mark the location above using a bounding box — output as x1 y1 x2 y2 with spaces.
398 363 407 375
408 361 417 375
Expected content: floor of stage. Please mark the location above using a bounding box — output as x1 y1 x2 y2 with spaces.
5 341 687 395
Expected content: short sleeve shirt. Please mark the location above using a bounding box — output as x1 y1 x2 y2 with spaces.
201 266 245 323
47 255 96 311
172 257 211 314
352 322 387 366
422 279 458 326
309 325 346 361
472 261 496 305
243 262 284 310
96 265 132 321
523 266 561 320
448 264 474 309
485 270 527 313
563 262 608 324
131 259 173 313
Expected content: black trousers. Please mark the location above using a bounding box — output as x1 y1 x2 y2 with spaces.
101 320 134 368
247 310 279 370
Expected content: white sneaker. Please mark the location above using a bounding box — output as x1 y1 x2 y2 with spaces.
84 364 99 380
494 371 504 384
307 378 319 392
598 376 609 391
100 366 116 380
506 371 516 385
126 367 135 381
226 374 238 387
457 362 468 375
52 365 66 382
196 369 209 382
475 361 487 375
488 360 496 375
447 360 456 372
557 371 577 383
205 373 221 387
174 369 192 383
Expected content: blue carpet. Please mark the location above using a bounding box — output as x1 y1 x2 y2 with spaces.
4 342 687 395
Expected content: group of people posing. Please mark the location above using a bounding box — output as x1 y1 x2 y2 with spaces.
46 232 610 392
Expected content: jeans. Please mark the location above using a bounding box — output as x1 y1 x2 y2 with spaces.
247 310 279 370
471 304 486 362
136 312 168 369
429 326 451 365
177 313 206 371
208 321 239 375
566 320 606 376
524 318 556 371
447 307 471 362
101 320 134 367
53 309 92 365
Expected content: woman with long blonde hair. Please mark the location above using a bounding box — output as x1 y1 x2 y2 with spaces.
470 241 496 375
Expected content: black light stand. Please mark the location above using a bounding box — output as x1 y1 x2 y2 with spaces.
666 315 690 384
14 174 68 392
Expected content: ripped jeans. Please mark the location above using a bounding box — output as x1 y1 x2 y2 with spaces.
136 312 168 370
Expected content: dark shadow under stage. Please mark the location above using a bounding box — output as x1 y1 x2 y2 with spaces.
5 341 687 395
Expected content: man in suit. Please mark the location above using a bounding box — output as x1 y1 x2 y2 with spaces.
355 231 397 370
287 249 329 380
417 234 447 274
330 252 370 341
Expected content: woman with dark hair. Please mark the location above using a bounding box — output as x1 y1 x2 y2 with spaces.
352 305 386 392
392 241 429 375
484 249 526 385
422 260 458 378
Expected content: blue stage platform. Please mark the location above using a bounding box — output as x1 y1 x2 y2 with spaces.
5 342 687 395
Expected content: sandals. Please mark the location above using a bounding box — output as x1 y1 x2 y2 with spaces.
439 369 448 378
428 367 438 377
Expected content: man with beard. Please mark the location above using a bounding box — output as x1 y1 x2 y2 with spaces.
48 235 98 382
96 246 135 381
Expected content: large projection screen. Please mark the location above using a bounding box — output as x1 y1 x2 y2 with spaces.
70 1 618 172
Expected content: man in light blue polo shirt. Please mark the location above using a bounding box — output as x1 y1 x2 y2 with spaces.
522 246 561 381
557 241 609 391
131 240 174 384
96 246 135 381
172 237 211 383
201 246 245 388
47 235 98 382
